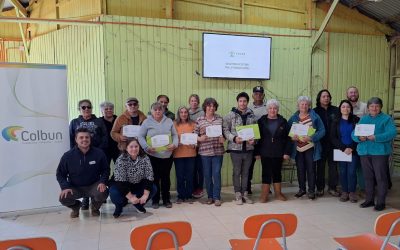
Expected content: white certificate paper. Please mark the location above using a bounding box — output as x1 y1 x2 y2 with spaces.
151 134 170 147
333 149 352 162
206 125 222 137
290 124 309 136
237 128 254 141
180 133 198 145
122 125 141 137
354 124 375 136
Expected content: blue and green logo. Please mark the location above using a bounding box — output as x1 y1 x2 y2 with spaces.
2 126 23 141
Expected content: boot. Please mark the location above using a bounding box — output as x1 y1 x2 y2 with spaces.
259 184 270 203
273 183 287 201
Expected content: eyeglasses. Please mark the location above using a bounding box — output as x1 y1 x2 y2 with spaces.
81 106 92 110
127 102 138 107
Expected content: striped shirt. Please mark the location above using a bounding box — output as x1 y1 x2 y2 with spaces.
194 115 225 156
296 114 314 152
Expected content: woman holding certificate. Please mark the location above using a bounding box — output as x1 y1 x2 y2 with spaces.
138 102 179 209
351 97 396 211
195 98 225 206
330 100 359 203
173 106 197 204
257 99 291 203
288 96 325 200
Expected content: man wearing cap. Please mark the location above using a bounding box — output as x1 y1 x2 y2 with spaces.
247 86 267 194
111 97 147 151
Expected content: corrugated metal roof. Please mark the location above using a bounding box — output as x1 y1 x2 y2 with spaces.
341 0 400 32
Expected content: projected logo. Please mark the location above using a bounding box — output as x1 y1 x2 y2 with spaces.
2 126 23 141
229 51 246 57
1 125 63 143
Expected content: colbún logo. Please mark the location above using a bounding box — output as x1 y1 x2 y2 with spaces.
2 126 23 141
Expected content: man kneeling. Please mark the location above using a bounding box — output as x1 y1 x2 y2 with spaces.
56 127 110 218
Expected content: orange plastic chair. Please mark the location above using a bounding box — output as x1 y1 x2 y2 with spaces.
130 221 192 250
229 213 298 250
334 211 400 250
0 237 57 250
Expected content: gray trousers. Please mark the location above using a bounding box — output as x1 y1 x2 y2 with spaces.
360 155 389 205
59 181 109 210
231 152 253 193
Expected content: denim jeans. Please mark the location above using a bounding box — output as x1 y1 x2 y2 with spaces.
201 155 223 200
193 155 204 190
338 155 358 193
174 157 195 200
295 148 315 193
109 183 157 212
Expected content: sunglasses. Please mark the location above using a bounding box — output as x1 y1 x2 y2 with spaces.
81 106 92 110
127 102 138 107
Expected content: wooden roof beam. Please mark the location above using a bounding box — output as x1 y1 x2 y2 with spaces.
350 0 368 8
9 0 27 17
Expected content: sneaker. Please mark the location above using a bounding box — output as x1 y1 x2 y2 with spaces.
295 190 306 198
193 189 204 199
328 189 340 197
134 204 147 214
242 192 254 204
214 200 222 206
339 192 349 202
164 201 173 208
235 192 243 205
308 193 316 200
152 202 160 209
360 200 375 208
176 198 184 204
349 192 358 203
206 198 213 205
374 204 385 211
316 189 324 197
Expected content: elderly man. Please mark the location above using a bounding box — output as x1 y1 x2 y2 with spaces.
57 127 110 218
111 97 147 151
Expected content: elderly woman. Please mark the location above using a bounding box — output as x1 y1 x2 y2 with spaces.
100 101 120 164
352 97 396 211
173 106 197 203
138 102 178 209
195 98 225 206
111 97 147 152
69 99 108 210
331 100 359 203
288 96 325 200
257 99 291 202
109 138 156 218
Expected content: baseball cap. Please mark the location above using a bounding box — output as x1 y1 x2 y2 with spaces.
253 86 264 93
126 97 139 103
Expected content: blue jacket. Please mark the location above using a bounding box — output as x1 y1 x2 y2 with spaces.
351 112 396 156
288 109 326 161
56 146 110 190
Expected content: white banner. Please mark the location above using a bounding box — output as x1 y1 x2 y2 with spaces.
0 63 69 213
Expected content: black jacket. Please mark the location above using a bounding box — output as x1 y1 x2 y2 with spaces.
330 116 360 151
56 146 110 190
69 114 108 151
313 105 339 145
257 114 291 158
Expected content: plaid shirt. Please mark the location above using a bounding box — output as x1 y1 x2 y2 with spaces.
195 115 225 156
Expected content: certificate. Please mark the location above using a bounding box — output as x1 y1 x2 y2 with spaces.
206 125 222 137
290 124 309 136
333 149 352 162
180 133 198 145
122 125 141 137
151 134 170 147
236 124 261 140
354 124 375 136
237 128 254 141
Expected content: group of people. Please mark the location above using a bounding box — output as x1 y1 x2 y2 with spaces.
56 85 396 219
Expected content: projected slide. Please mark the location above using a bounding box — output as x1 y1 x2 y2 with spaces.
203 33 271 79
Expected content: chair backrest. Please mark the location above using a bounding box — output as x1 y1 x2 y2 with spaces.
0 237 57 250
243 213 297 239
374 211 400 236
130 221 192 250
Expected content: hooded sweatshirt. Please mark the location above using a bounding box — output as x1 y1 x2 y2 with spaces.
189 107 205 122
69 114 108 151
138 115 179 158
